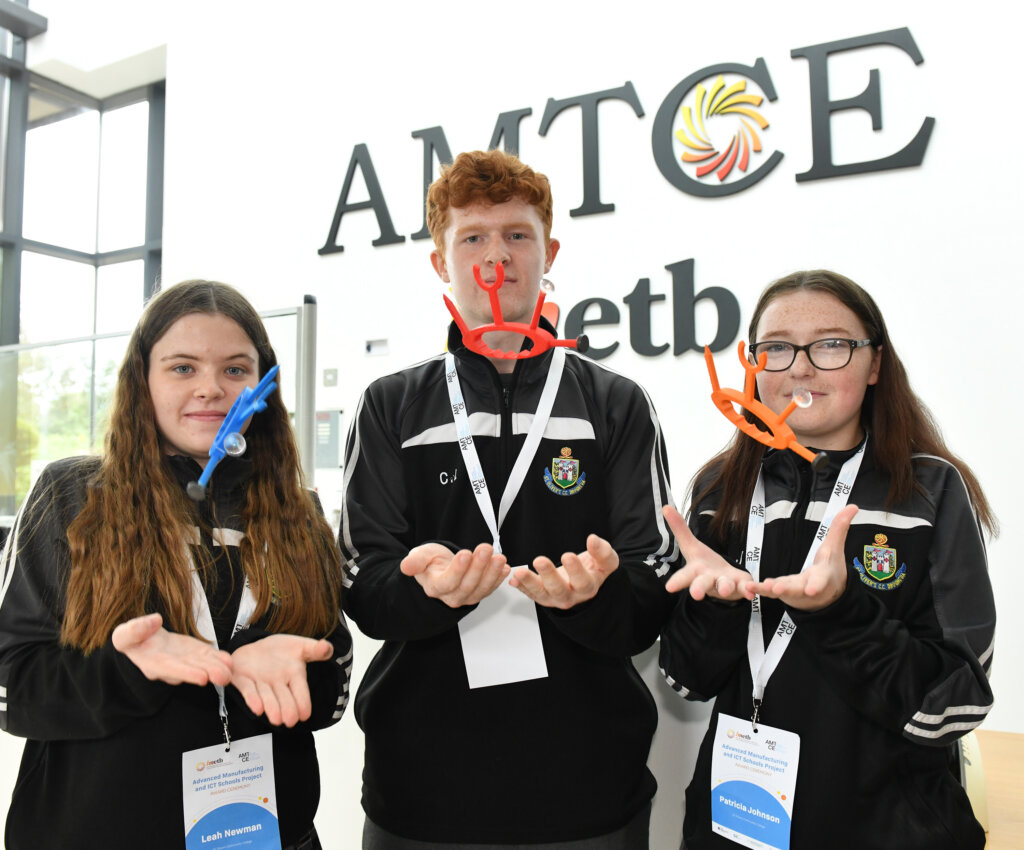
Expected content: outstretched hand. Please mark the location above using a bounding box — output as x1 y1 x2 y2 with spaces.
231 634 333 727
112 612 233 687
750 504 859 611
400 542 509 608
663 505 754 601
510 533 619 610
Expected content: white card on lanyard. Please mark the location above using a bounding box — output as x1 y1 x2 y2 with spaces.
459 579 549 689
184 547 282 848
446 349 564 688
710 712 800 850
182 732 282 850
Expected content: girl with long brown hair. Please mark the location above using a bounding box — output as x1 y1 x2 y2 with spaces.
0 280 350 850
659 270 995 849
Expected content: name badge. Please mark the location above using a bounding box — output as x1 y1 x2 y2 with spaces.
458 571 548 689
710 713 800 850
182 733 282 849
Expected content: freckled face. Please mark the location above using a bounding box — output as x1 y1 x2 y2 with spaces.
431 199 559 329
147 313 260 467
754 290 881 451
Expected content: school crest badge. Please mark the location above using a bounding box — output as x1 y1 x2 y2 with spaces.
853 533 907 591
864 534 898 580
544 447 586 496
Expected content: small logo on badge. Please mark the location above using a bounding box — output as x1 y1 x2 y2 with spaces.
544 447 586 496
853 533 907 590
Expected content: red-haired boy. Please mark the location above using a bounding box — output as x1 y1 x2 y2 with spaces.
341 150 677 848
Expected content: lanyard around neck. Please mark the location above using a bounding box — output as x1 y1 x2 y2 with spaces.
744 437 866 726
443 348 565 555
189 538 257 748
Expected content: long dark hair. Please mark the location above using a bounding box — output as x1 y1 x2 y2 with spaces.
62 280 342 652
692 270 996 543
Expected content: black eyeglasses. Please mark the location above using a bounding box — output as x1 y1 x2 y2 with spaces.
748 338 875 372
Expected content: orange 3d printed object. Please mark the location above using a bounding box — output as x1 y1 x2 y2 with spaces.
444 263 588 360
705 341 829 470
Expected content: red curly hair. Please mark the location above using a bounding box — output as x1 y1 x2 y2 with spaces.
426 150 553 257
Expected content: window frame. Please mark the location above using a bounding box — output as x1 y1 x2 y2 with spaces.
0 18 164 514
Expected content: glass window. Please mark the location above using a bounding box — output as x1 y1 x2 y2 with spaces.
96 260 143 334
23 108 100 252
19 252 95 343
0 334 130 511
16 339 93 481
0 349 18 514
93 335 130 437
98 101 149 251
1 74 162 513
0 247 5 333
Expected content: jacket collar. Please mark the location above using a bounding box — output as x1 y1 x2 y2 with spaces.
761 437 871 496
165 453 254 496
446 316 558 388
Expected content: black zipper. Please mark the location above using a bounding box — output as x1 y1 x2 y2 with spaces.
495 366 519 491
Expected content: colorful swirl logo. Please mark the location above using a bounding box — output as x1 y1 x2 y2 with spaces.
674 75 770 183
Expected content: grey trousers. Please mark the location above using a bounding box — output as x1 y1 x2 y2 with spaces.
361 803 651 849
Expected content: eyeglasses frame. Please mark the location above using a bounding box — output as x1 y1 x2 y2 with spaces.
748 338 875 372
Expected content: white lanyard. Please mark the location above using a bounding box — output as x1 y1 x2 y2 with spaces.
443 348 565 553
189 544 257 749
744 437 866 728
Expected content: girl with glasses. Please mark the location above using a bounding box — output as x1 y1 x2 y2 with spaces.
0 280 351 850
659 269 995 849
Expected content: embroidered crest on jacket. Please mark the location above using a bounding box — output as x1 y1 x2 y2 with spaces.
853 533 907 590
544 447 586 496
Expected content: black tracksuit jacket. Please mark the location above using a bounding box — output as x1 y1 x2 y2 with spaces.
339 323 678 843
660 445 995 849
0 455 353 849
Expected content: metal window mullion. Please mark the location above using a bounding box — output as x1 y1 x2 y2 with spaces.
144 82 164 298
0 328 129 355
98 85 151 113
0 35 27 346
94 103 103 300
295 296 317 486
26 71 100 111
0 2 47 40
90 103 101 440
22 239 95 264
0 55 24 81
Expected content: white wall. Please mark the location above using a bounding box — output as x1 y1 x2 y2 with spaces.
5 2 1021 847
